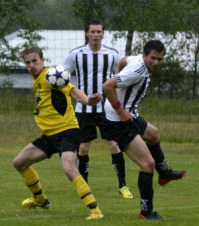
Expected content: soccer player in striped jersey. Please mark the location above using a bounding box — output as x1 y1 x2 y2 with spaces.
13 46 104 220
103 40 186 220
62 20 132 198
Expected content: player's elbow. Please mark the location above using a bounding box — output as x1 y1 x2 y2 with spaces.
102 82 108 92
103 79 114 90
102 82 110 95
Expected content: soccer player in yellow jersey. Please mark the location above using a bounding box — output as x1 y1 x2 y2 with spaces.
13 46 104 220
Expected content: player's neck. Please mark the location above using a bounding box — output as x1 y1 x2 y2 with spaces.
32 68 44 80
88 43 102 52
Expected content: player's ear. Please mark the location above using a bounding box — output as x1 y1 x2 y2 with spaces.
143 53 147 61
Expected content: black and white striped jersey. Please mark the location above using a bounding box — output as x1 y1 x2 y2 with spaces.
104 55 151 121
62 44 121 113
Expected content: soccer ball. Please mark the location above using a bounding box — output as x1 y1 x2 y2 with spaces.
46 65 71 89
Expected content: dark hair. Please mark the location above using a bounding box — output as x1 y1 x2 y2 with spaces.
85 19 104 32
144 40 166 56
21 46 43 60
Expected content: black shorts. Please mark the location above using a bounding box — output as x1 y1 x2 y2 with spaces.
32 129 80 159
104 117 147 152
75 112 108 142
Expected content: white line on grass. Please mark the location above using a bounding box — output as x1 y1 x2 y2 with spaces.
0 214 76 221
0 205 199 221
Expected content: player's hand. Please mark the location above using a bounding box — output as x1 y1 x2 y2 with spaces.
88 93 103 106
116 108 133 123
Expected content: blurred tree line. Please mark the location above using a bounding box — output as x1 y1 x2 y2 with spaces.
0 0 198 98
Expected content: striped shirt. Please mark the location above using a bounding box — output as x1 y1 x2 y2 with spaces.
104 55 151 121
62 44 121 113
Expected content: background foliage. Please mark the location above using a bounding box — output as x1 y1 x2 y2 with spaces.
0 0 199 98
0 0 45 74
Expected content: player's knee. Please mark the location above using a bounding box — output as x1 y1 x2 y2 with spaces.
106 140 119 154
13 158 18 169
63 164 79 181
13 157 24 171
79 143 90 155
148 157 155 170
151 127 159 144
141 157 155 172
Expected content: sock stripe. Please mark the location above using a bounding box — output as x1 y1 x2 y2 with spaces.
27 180 40 187
33 189 43 196
87 201 97 209
81 192 92 199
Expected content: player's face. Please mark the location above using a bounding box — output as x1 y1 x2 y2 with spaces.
87 24 104 47
24 53 44 78
143 50 164 72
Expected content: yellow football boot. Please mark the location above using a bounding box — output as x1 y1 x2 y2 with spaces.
119 186 133 199
86 207 104 220
22 197 51 209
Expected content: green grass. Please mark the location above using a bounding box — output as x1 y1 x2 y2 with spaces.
0 142 199 226
0 90 199 225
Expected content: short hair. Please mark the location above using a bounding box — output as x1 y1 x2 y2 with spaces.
144 40 166 56
85 19 104 32
21 46 43 60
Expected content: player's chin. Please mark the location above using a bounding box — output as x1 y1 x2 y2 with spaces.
31 70 39 76
150 67 158 72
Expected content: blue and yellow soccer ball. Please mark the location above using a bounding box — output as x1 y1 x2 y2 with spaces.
46 65 71 89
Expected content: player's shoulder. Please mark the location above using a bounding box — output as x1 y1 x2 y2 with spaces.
102 45 119 54
127 55 146 75
40 67 49 76
69 45 87 53
127 55 142 63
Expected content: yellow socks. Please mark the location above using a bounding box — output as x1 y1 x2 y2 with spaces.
72 175 98 209
19 166 46 202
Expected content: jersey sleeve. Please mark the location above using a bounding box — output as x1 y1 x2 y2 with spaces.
62 51 76 74
115 56 143 88
63 82 75 96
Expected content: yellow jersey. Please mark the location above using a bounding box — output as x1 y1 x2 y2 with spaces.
33 68 79 136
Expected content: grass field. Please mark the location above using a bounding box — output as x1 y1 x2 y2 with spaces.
0 90 199 225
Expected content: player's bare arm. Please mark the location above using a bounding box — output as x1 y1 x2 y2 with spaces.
88 93 103 106
103 78 133 123
70 87 103 106
103 77 118 103
115 107 133 123
118 56 128 72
